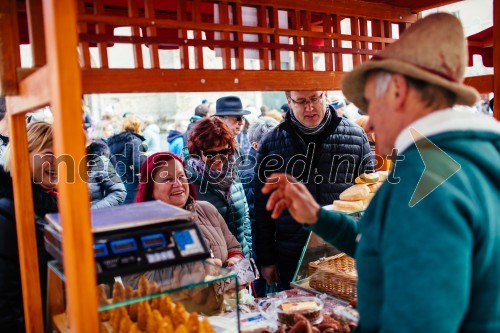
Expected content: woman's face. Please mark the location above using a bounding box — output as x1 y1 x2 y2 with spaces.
152 159 189 208
103 124 114 138
30 147 58 190
200 143 232 171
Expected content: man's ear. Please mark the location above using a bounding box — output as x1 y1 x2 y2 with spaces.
392 73 408 112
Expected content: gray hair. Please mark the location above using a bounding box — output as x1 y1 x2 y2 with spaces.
374 70 393 98
248 117 279 144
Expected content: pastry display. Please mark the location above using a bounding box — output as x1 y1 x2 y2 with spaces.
96 276 216 333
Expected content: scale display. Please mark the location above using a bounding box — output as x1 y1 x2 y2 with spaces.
173 229 205 256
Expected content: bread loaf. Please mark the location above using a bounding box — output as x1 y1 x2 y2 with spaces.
332 200 364 212
367 182 382 193
376 171 389 182
339 184 370 201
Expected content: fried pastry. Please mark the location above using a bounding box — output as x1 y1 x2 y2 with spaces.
137 301 152 331
112 282 125 304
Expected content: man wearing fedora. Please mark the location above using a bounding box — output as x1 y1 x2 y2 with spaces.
213 96 251 138
262 13 500 332
254 90 374 289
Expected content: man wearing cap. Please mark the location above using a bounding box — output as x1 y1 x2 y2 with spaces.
254 88 374 289
262 13 500 332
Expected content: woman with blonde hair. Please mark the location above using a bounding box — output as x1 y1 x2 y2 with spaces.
1 121 58 332
107 115 147 203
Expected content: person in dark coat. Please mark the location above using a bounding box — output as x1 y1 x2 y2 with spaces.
0 121 58 332
107 116 147 204
240 116 279 296
86 141 127 209
254 90 374 290
184 117 252 258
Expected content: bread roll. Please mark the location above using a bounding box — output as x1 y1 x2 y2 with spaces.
354 172 380 184
376 171 389 182
332 200 364 212
339 184 370 201
367 182 382 193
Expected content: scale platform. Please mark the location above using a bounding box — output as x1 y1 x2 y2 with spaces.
44 200 210 281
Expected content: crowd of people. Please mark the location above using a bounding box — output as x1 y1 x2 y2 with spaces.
0 12 498 333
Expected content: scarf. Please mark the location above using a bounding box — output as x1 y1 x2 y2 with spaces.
187 155 238 202
290 105 333 136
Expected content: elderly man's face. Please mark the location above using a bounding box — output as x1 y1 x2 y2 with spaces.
288 91 327 128
364 74 402 156
221 115 244 136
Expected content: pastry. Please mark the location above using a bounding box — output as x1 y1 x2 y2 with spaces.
376 170 389 182
332 200 364 212
354 172 379 184
367 182 382 193
339 184 370 201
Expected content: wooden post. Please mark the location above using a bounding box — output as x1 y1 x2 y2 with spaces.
42 1 99 332
494 0 499 120
7 109 43 333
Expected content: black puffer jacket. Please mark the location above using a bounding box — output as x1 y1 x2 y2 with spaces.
107 131 147 184
0 168 58 332
254 107 374 288
87 141 127 209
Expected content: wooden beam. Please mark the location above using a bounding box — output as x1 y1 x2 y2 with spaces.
77 0 91 68
144 0 160 68
464 75 493 95
177 0 189 69
128 0 144 68
494 0 499 120
0 0 21 95
94 0 109 68
9 66 50 115
6 108 43 333
26 0 46 67
81 69 344 92
42 1 99 333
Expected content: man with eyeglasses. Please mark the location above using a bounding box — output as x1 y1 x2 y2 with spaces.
254 90 374 291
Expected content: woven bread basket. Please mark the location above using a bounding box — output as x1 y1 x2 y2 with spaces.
308 253 357 301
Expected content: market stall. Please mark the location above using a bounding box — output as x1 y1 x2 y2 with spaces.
0 0 497 332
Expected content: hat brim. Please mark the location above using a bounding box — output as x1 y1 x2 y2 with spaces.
342 59 480 114
212 109 252 117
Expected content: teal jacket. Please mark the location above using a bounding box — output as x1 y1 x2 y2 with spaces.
308 118 500 333
185 155 252 258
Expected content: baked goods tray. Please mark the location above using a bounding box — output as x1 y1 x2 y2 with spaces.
322 205 364 219
290 277 349 307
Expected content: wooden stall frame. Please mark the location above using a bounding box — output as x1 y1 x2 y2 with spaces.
0 1 497 332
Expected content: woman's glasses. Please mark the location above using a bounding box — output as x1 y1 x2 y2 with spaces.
202 148 232 159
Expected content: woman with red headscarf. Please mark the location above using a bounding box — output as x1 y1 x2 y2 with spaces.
135 152 244 268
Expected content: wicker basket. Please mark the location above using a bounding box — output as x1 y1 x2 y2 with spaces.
308 253 357 301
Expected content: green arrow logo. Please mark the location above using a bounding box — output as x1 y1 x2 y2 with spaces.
409 128 461 207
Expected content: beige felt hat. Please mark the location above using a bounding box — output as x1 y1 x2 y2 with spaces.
342 13 480 114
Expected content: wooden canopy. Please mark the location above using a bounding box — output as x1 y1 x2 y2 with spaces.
0 1 497 332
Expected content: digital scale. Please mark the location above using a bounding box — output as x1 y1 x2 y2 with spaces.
44 200 210 281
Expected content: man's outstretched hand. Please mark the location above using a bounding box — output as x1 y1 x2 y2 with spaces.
262 173 321 225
